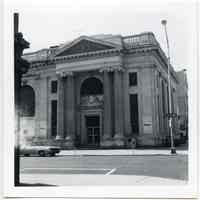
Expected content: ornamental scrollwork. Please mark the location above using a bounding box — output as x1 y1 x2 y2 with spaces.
81 95 104 106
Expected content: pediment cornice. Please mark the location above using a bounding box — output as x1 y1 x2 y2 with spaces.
54 36 122 58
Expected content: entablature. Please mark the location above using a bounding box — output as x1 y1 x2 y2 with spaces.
55 55 123 74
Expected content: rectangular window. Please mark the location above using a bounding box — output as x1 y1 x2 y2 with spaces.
51 100 57 137
130 94 139 133
171 89 175 113
166 85 170 114
129 72 137 86
51 80 57 93
156 74 159 88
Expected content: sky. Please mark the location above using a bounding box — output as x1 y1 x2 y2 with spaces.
5 0 197 71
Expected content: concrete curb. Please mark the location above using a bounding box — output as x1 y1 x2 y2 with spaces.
58 150 188 156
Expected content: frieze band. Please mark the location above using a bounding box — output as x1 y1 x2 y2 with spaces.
99 64 125 73
56 71 74 77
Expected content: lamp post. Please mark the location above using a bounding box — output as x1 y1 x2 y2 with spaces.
161 19 176 154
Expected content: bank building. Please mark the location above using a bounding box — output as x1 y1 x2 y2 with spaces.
20 32 180 148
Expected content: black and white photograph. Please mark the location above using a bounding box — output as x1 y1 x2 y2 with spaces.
2 0 198 198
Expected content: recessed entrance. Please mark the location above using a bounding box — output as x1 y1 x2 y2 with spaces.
85 115 100 146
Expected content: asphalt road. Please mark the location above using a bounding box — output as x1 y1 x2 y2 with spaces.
20 154 188 180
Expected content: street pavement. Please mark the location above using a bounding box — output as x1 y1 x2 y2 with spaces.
20 151 188 186
20 174 187 186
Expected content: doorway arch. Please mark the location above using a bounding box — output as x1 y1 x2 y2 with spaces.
80 77 103 147
80 77 103 96
20 85 35 117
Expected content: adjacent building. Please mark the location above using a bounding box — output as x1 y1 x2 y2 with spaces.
176 70 188 137
20 32 180 148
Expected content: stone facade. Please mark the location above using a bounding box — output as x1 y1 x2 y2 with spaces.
176 70 188 132
20 33 180 148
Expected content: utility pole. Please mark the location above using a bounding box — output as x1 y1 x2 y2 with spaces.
14 13 29 185
161 19 176 154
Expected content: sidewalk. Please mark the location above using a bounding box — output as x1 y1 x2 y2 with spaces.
59 149 188 156
20 174 187 186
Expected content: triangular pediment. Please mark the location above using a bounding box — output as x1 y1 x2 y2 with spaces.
55 36 119 57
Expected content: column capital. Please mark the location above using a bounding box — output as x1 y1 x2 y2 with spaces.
56 71 74 77
112 65 125 72
99 66 114 73
99 64 124 73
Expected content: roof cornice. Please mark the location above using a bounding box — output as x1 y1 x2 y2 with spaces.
30 48 121 68
54 35 122 57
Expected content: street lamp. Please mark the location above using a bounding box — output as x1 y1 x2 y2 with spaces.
161 19 176 154
14 13 30 185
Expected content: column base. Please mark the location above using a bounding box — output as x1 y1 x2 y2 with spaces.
101 136 114 147
114 134 124 147
55 135 64 140
63 136 75 148
31 136 47 146
124 137 137 149
136 135 166 147
136 135 154 146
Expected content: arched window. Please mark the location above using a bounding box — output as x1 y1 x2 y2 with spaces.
80 77 103 96
20 86 35 116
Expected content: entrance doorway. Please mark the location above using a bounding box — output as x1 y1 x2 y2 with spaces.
85 115 100 146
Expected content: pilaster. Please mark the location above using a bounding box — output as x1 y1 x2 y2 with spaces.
65 72 76 146
101 68 113 146
38 77 48 139
158 74 164 136
113 66 124 146
164 81 170 136
34 78 41 138
137 67 154 146
123 70 132 136
56 73 65 139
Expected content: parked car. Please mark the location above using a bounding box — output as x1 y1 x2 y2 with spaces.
20 145 61 157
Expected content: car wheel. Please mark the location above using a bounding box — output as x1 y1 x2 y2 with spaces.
51 152 55 156
38 151 46 157
46 152 53 157
48 152 55 157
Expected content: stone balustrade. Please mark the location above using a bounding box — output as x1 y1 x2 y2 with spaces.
123 32 158 49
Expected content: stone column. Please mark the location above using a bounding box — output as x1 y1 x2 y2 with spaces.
38 77 48 139
65 72 75 147
101 69 113 146
158 75 164 136
113 67 124 146
34 78 41 139
56 74 65 139
164 81 170 136
123 70 132 136
161 80 167 133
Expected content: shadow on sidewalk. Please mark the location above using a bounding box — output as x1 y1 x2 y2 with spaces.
18 183 57 186
136 142 188 151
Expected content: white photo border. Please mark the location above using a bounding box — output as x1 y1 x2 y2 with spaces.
3 0 199 198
